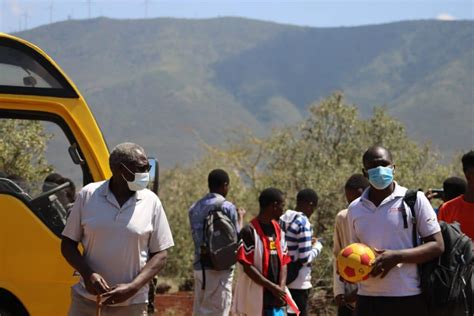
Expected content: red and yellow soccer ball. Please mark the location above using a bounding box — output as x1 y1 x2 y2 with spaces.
337 243 375 283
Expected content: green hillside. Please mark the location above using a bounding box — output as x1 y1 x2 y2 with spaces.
16 17 473 166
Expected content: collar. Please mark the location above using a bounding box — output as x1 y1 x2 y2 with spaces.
392 182 407 197
281 209 306 222
100 179 144 201
360 181 407 205
206 192 225 200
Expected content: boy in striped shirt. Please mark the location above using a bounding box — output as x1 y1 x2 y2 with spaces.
280 189 323 316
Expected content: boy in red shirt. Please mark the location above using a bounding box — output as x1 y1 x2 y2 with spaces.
232 188 299 316
438 151 474 240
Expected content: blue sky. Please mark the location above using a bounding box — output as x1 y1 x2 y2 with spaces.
1 0 473 33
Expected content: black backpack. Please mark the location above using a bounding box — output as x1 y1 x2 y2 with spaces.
404 190 473 312
199 198 238 288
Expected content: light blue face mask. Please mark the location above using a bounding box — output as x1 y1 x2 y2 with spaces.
367 166 394 190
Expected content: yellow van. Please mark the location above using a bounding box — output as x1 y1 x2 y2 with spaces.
0 33 158 315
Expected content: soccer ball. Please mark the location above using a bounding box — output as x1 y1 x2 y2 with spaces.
337 243 375 283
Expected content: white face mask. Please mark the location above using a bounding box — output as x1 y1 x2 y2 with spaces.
121 163 150 191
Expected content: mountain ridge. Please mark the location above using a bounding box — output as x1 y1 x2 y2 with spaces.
15 17 473 166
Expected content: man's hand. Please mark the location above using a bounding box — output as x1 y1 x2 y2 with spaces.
335 294 346 307
346 288 358 303
237 207 246 218
84 272 110 295
370 248 401 278
101 283 139 305
336 291 358 306
268 283 287 303
237 207 246 224
237 207 247 230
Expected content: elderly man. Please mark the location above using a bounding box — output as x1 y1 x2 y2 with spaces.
61 142 174 316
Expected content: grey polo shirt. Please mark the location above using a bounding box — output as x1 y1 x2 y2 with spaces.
62 180 174 305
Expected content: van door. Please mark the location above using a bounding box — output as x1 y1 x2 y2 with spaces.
0 34 110 316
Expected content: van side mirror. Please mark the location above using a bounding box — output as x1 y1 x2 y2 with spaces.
148 158 159 194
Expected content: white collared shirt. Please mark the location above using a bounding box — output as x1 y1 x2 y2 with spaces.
347 182 440 297
62 180 174 305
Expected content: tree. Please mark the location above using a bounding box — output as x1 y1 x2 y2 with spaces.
0 119 52 193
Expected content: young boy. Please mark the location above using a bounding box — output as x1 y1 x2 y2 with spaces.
332 174 370 316
232 188 299 316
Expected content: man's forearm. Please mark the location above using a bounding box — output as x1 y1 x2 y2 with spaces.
304 241 323 264
333 261 345 297
279 265 287 288
242 263 277 290
130 250 168 290
61 237 93 278
397 232 444 264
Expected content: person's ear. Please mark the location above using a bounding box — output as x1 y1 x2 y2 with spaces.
308 202 316 214
362 168 368 178
466 170 474 182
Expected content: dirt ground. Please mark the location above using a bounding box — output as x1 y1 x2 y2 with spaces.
154 291 336 316
155 292 194 315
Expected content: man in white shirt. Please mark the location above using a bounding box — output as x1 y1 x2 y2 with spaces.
347 146 444 316
61 143 174 316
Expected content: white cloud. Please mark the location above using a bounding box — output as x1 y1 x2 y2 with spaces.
436 13 456 21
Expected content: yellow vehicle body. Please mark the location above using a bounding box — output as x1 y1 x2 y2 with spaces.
0 33 111 315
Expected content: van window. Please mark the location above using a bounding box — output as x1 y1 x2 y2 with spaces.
0 37 78 97
0 45 62 88
0 117 85 236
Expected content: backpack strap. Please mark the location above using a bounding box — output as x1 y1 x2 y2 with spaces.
403 189 425 284
201 215 208 290
403 189 418 248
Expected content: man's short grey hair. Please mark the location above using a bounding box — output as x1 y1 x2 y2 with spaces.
109 143 146 168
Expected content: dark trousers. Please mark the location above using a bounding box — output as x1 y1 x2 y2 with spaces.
356 295 428 316
288 288 309 316
337 304 356 316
